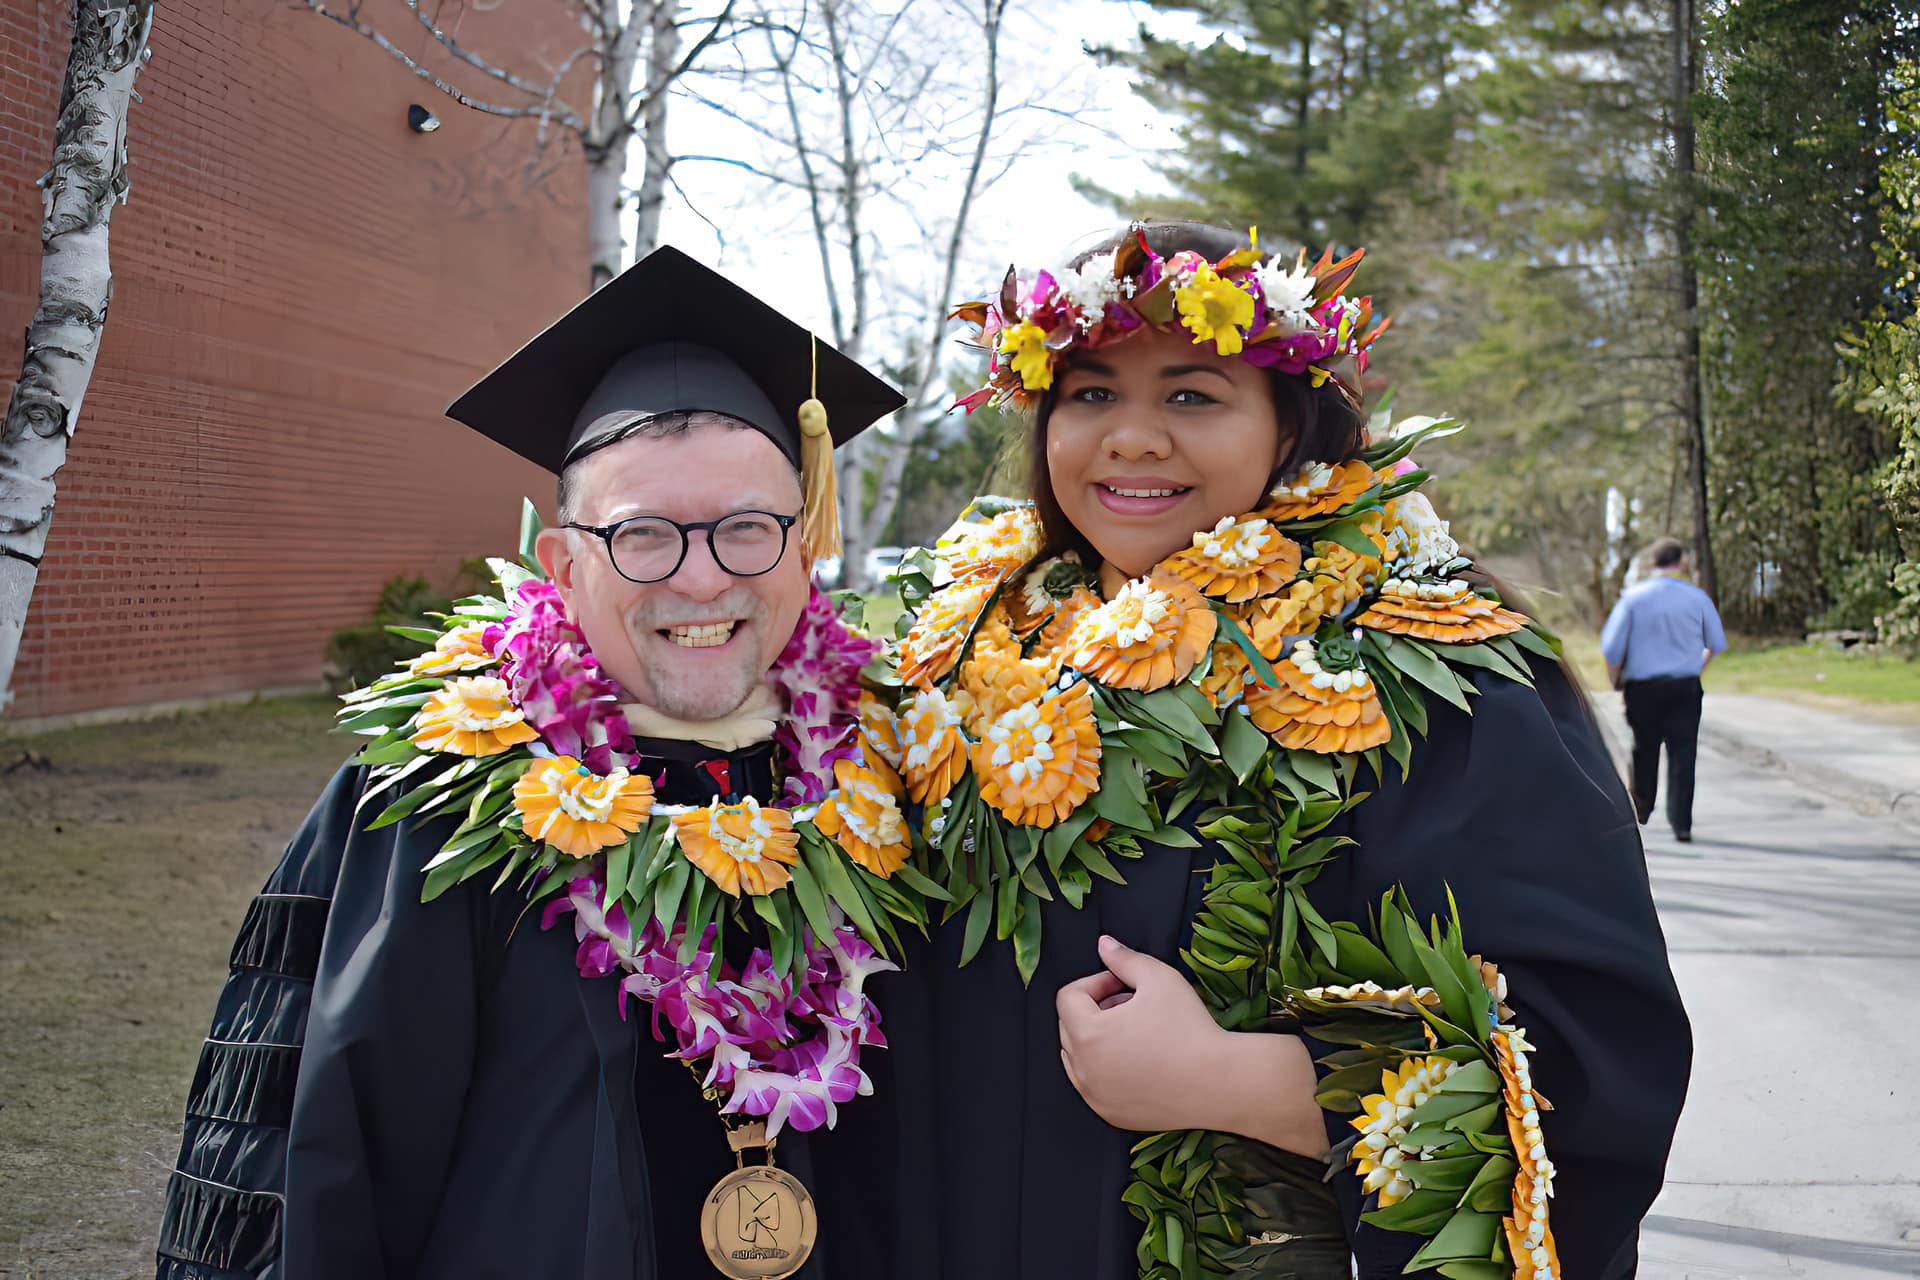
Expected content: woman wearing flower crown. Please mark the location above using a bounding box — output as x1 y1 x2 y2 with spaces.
857 223 1691 1280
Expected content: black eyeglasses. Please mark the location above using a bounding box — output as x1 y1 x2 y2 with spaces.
565 511 800 584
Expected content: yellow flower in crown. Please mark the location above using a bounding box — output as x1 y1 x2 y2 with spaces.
814 757 911 878
935 506 1044 584
411 676 541 757
1064 573 1217 692
898 686 971 806
998 320 1055 392
1173 258 1256 356
972 680 1102 828
1350 1055 1459 1207
898 576 998 689
1494 1029 1562 1280
408 620 495 677
1260 459 1378 522
1245 635 1391 754
672 796 800 897
1162 515 1304 603
1356 576 1528 643
512 757 655 860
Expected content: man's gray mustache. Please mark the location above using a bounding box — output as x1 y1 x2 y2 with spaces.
628 595 767 629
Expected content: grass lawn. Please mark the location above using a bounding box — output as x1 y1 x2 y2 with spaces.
1550 624 1918 711
1706 642 1920 705
0 698 352 1279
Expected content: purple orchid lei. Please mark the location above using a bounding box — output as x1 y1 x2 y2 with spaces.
489 574 889 1137
544 881 894 1137
483 579 636 776
768 584 880 804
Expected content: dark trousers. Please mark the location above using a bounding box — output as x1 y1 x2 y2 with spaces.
1622 675 1703 834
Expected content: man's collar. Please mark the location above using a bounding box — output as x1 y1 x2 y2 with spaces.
619 682 784 752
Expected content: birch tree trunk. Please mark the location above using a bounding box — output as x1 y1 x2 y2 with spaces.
630 0 677 259
585 0 639 289
0 0 154 708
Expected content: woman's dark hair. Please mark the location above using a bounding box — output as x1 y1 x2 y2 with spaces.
1025 221 1369 562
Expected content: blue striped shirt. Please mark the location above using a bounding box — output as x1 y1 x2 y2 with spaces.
1599 574 1727 681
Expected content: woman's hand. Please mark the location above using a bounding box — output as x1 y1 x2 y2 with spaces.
1055 935 1330 1158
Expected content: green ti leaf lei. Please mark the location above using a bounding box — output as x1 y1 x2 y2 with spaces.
878 417 1567 1280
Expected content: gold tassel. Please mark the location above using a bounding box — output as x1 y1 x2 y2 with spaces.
798 335 840 565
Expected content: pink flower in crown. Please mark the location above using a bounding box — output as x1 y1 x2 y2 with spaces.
1020 270 1059 319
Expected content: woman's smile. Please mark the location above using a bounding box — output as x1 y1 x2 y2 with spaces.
1092 476 1195 516
1046 325 1291 579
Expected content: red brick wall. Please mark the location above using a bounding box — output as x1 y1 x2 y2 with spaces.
1 0 590 720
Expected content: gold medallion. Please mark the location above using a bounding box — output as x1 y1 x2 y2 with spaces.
699 1163 817 1279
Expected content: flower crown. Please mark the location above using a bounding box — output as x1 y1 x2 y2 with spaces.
950 225 1391 413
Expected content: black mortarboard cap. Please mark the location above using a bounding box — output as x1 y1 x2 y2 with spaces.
445 245 905 475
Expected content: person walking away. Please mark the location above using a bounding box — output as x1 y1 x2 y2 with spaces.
1600 536 1728 842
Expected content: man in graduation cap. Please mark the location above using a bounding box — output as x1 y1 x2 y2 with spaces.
154 247 906 1280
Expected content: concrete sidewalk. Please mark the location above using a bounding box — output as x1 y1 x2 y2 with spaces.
1642 1214 1920 1278
1592 690 1920 837
1595 685 1920 1277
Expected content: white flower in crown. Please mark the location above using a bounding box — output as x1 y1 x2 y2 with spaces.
1256 254 1320 335
1054 250 1124 325
1384 491 1460 572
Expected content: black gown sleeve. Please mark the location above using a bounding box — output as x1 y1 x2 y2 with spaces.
1309 658 1693 1279
155 765 362 1280
276 769 499 1279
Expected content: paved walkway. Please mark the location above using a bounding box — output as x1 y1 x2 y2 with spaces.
1591 690 1920 1277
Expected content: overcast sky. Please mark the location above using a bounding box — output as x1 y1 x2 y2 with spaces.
652 0 1210 358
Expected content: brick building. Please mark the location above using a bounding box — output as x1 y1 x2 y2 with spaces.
0 0 587 722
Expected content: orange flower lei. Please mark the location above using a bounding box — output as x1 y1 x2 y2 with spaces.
890 415 1565 1280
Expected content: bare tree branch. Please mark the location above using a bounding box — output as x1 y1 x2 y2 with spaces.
401 0 570 101
302 0 589 131
766 2 850 349
673 84 809 151
667 166 729 246
669 0 741 82
668 153 807 188
844 0 1013 563
824 0 870 354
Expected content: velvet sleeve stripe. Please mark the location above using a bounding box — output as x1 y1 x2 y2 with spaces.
155 766 366 1280
184 1040 303 1127
206 970 309 1046
156 1169 283 1275
174 1114 291 1193
228 895 328 979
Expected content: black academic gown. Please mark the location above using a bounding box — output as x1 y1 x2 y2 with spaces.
154 734 868 1280
815 657 1691 1279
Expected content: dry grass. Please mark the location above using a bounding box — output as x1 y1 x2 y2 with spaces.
0 698 349 1280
